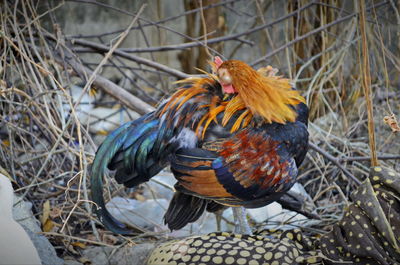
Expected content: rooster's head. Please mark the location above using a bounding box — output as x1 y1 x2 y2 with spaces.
212 56 305 124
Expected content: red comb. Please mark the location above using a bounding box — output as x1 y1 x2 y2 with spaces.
214 56 224 68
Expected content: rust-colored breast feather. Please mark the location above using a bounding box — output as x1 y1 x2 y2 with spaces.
171 129 298 205
218 130 292 190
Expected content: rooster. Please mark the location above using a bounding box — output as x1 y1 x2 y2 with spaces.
91 57 309 235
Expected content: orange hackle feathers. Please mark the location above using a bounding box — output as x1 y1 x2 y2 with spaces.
218 60 305 124
196 103 226 138
221 96 247 127
159 77 210 117
159 58 305 140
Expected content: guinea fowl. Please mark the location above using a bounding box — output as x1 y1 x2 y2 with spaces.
91 57 309 234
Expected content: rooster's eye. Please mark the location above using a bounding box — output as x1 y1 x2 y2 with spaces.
221 74 232 84
218 69 232 84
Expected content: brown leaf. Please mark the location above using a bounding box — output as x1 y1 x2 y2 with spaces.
71 241 87 249
383 114 400 133
43 219 55 232
41 200 51 226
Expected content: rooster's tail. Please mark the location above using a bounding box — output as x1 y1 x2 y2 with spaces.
90 112 176 234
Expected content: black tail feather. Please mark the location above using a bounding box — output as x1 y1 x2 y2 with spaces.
164 191 208 230
206 201 226 212
91 112 176 234
91 120 145 235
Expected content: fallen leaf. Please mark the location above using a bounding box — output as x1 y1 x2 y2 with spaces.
43 219 55 232
41 200 51 226
97 129 109 136
71 241 87 249
383 114 400 133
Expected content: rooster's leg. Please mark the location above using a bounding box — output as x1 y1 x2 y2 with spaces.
215 211 222 231
232 207 252 235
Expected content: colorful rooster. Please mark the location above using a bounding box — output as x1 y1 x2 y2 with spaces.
91 57 309 234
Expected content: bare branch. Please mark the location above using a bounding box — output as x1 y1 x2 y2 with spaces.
63 37 191 79
66 55 155 114
69 1 317 57
67 0 239 39
309 142 362 186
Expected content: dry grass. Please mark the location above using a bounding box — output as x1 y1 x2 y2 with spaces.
1 0 399 260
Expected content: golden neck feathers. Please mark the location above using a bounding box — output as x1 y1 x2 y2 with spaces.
159 59 305 138
217 60 305 124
